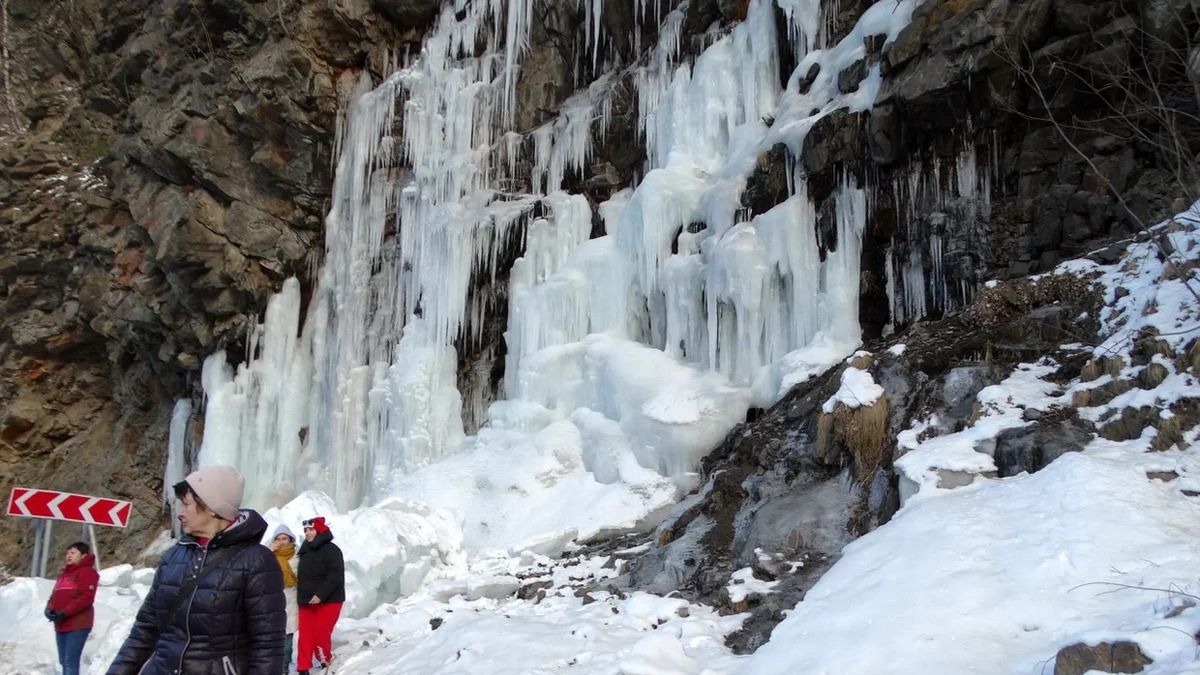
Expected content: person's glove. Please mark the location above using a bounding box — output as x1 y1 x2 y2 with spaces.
47 610 66 623
43 608 55 622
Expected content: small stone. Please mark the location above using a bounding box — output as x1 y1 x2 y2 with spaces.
1164 599 1195 619
1053 640 1151 675
517 580 553 600
936 469 980 490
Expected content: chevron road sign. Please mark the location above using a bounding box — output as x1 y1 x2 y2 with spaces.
6 487 132 528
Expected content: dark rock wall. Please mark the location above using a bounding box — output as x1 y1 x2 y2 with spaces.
797 0 1200 334
0 0 435 569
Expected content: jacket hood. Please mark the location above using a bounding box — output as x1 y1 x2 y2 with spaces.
300 528 334 552
271 523 296 542
181 509 269 548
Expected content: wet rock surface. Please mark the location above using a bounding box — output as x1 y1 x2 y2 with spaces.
993 410 1093 477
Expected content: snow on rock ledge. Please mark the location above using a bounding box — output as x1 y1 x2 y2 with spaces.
822 366 884 413
894 361 1063 504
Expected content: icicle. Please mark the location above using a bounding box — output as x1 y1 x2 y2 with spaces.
887 134 992 325
164 399 192 537
776 0 823 56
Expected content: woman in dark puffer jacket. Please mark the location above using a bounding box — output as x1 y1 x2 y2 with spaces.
107 466 285 675
296 516 345 674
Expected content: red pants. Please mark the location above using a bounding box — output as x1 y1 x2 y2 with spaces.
297 601 343 670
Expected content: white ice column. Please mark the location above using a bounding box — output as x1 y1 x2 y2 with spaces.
197 279 310 508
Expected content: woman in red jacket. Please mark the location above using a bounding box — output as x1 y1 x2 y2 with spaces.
45 541 99 675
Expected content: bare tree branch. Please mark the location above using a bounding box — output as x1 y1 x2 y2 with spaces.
993 36 1200 308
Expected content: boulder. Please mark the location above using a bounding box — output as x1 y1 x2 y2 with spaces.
1053 640 1152 675
993 413 1092 477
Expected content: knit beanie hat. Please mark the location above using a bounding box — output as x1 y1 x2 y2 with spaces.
304 516 330 534
184 466 244 521
272 523 296 541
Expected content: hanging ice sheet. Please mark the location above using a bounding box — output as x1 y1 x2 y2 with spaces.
196 0 918 556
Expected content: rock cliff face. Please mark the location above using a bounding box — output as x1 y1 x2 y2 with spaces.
0 0 1196 588
0 0 437 567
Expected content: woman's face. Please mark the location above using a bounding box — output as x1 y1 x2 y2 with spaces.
65 547 83 566
273 533 293 548
178 492 219 537
303 525 316 542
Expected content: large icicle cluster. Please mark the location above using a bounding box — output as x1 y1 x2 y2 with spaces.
194 0 918 553
884 141 998 328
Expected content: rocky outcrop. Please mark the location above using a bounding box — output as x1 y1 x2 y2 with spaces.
783 0 1200 337
611 268 1105 650
0 0 437 568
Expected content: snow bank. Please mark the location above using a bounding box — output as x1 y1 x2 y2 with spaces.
1058 201 1200 357
334 584 742 675
744 453 1200 673
745 201 1200 673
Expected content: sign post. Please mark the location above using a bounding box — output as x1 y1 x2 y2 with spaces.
30 520 43 577
40 520 53 577
6 487 132 577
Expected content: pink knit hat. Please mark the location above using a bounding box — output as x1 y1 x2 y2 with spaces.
184 466 245 521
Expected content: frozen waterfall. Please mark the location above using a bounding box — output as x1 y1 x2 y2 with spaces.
194 0 921 549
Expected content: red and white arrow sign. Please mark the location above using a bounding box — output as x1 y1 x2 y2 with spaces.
6 487 132 528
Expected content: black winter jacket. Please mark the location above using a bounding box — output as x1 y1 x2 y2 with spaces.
107 510 285 675
297 530 345 604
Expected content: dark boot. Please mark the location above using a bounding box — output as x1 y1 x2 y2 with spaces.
283 633 294 675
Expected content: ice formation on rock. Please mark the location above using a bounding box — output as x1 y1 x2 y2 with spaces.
194 0 927 555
